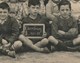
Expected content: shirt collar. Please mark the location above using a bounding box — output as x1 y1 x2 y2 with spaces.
60 15 70 20
0 17 8 24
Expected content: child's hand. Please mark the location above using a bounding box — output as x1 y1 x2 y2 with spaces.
78 15 80 21
2 39 11 48
49 21 52 24
42 32 47 38
58 30 65 35
21 30 27 36
78 34 80 37
3 43 11 48
68 28 77 35
21 31 25 35
2 39 8 45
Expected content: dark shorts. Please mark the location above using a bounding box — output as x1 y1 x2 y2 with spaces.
55 39 74 51
63 40 74 47
16 44 34 53
18 39 43 52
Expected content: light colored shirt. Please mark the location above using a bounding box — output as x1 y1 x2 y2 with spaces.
46 0 59 20
17 1 29 18
8 2 18 13
70 1 80 19
39 0 46 15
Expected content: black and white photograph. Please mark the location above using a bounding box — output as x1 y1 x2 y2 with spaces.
0 0 80 63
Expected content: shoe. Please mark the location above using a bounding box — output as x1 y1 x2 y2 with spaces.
67 46 80 52
0 46 3 51
41 47 50 53
1 43 10 54
51 46 56 52
67 47 76 51
7 51 16 58
1 46 16 58
1 46 9 55
56 40 68 51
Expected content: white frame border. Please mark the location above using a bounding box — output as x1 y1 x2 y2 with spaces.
23 24 45 39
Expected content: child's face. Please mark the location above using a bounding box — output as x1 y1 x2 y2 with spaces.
9 12 15 17
59 5 71 18
0 8 8 20
29 5 40 16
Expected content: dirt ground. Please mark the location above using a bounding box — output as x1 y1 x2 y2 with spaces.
0 51 80 63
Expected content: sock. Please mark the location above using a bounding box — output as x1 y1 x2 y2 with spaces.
9 45 15 51
55 40 68 51
64 40 73 47
46 42 52 51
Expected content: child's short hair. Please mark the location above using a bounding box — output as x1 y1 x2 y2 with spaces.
28 0 40 7
10 0 18 3
0 2 10 11
58 0 71 10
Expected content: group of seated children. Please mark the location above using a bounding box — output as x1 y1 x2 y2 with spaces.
0 0 80 58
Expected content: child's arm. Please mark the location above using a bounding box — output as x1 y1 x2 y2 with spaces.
46 2 58 20
5 18 19 44
2 39 11 48
58 30 65 35
64 20 78 39
52 18 64 39
64 28 78 39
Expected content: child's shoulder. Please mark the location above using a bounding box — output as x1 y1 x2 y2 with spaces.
21 15 28 21
70 15 77 21
40 15 48 19
22 15 28 19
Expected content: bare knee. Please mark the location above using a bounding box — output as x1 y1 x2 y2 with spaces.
73 37 80 45
48 36 58 45
41 38 48 44
2 39 8 45
19 34 25 40
48 36 56 42
12 41 22 49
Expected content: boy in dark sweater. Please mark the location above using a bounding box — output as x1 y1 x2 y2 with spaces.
48 0 80 51
19 0 50 53
0 2 22 58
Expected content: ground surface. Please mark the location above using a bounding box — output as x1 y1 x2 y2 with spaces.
0 51 80 63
